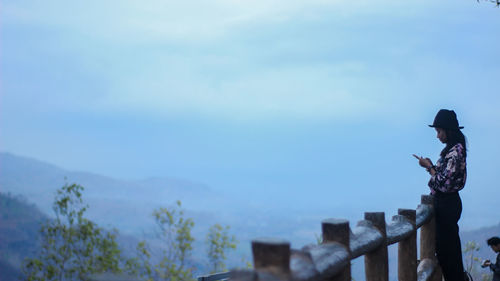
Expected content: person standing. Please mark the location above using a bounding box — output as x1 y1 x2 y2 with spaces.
484 237 500 281
414 109 467 281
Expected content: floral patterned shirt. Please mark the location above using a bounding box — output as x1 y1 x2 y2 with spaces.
428 143 467 194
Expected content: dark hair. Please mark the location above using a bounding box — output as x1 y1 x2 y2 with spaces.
487 237 500 246
440 128 467 158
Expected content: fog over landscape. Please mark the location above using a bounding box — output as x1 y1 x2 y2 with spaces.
1 0 500 280
2 152 500 281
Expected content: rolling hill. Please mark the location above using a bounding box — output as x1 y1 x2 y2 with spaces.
1 152 499 281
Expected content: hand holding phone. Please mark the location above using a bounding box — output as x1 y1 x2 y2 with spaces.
413 154 432 168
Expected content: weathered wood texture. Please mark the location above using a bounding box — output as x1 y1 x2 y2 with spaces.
386 215 414 245
416 259 437 281
363 212 389 281
301 243 348 280
419 205 435 260
230 269 257 281
228 194 438 281
419 195 441 281
198 271 231 281
416 204 433 228
322 219 351 281
290 249 317 281
350 220 384 259
252 238 291 280
397 209 417 281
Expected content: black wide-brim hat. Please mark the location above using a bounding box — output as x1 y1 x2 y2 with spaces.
429 109 464 130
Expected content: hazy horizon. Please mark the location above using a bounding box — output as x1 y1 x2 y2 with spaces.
2 0 500 232
1 150 498 234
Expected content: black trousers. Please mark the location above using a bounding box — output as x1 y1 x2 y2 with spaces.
434 192 465 281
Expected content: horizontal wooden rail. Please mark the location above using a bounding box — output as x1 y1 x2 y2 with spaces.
92 195 440 281
350 220 384 259
417 259 437 281
230 194 440 281
198 271 230 281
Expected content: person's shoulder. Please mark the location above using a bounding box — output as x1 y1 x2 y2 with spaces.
447 143 465 157
451 143 464 152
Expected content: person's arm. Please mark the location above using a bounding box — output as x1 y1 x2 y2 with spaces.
428 144 465 193
428 156 455 189
491 254 500 274
427 164 436 176
413 155 436 175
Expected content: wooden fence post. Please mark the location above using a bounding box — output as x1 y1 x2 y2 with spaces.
420 195 442 281
420 195 435 260
322 219 351 281
364 212 389 281
398 209 417 281
252 238 291 279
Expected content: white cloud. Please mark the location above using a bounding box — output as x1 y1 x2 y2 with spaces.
2 0 433 43
3 0 499 123
96 60 382 121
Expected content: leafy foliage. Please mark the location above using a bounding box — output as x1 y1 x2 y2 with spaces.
463 241 493 281
205 224 237 273
464 241 481 273
128 201 196 281
22 183 123 281
18 183 239 281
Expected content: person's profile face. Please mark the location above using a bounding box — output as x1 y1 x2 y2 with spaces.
435 128 447 144
492 244 500 253
491 245 500 253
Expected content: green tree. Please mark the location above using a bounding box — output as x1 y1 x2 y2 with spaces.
464 241 481 274
123 241 154 281
130 200 195 281
22 183 122 281
463 241 493 281
205 224 237 273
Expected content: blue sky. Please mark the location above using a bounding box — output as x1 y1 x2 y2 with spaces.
1 0 500 228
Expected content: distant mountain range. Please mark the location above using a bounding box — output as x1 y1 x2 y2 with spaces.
0 193 46 280
0 152 337 247
1 152 499 281
0 152 233 233
0 152 323 278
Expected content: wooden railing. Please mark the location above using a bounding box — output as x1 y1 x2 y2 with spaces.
228 194 441 281
197 272 230 281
